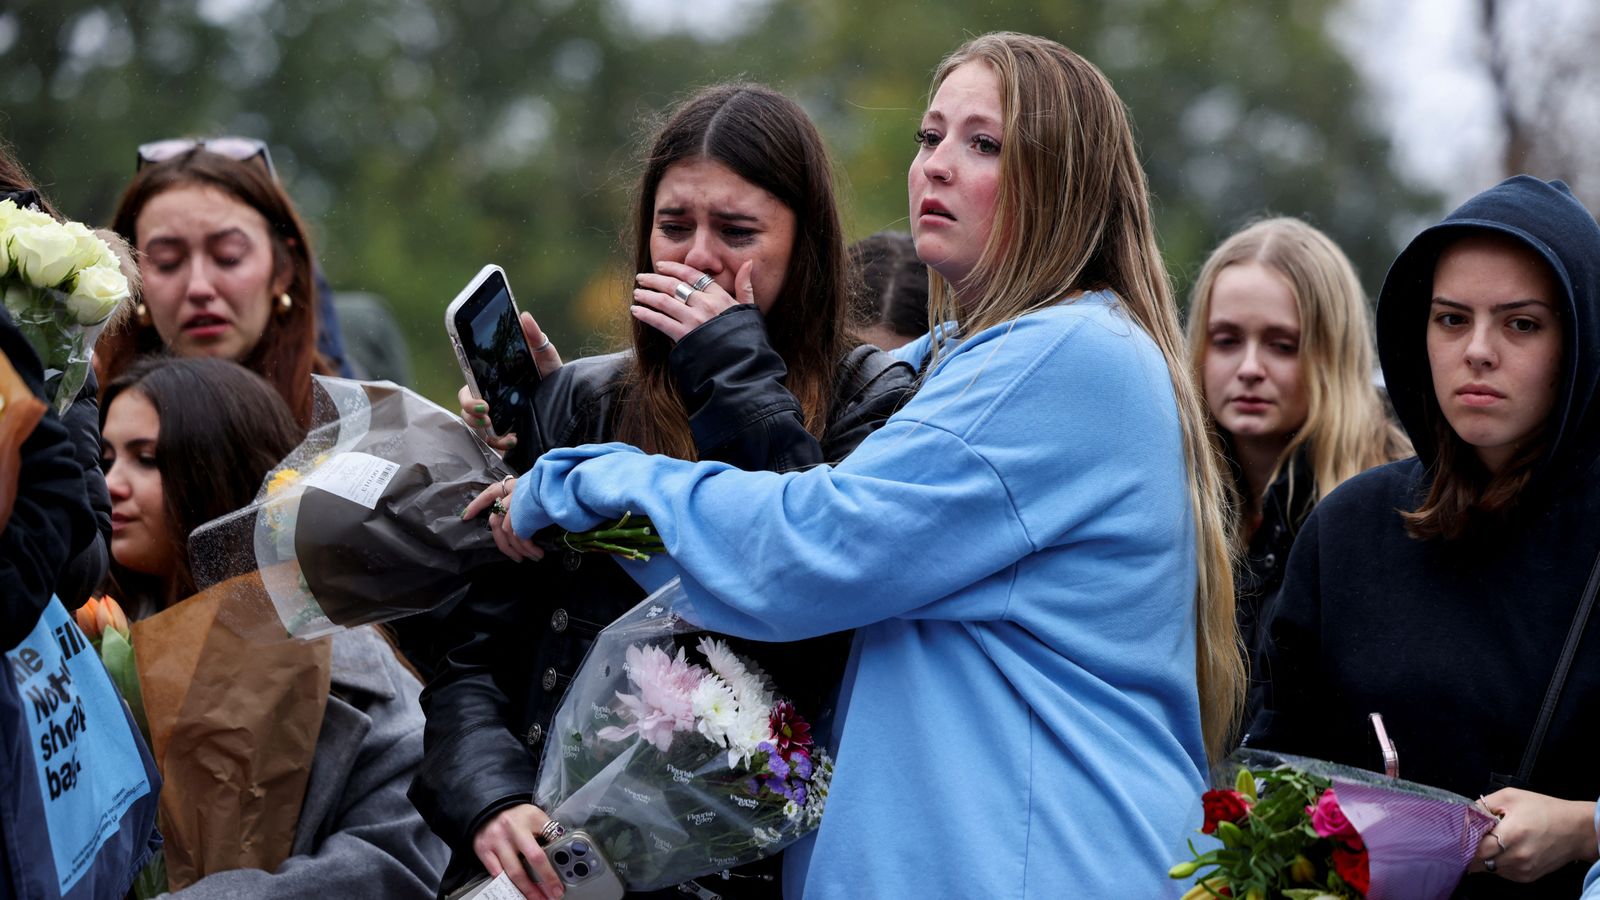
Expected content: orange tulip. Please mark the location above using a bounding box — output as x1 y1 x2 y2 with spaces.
75 597 103 639
75 595 131 641
102 595 131 636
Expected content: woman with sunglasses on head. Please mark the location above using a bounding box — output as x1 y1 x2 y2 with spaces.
1186 218 1409 682
99 144 337 426
132 137 357 378
414 83 915 900
474 34 1241 897
98 355 447 897
1250 177 1600 895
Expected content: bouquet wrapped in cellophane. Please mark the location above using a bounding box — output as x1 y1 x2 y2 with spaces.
1 197 129 414
537 579 834 892
1170 749 1498 900
190 374 670 640
189 375 515 639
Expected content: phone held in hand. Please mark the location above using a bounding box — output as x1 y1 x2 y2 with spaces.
444 264 542 448
544 830 625 900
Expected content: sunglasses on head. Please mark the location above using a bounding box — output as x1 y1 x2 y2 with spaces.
135 137 278 181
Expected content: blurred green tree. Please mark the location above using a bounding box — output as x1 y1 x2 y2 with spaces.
0 0 1434 403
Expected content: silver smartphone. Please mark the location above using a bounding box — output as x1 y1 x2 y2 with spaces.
444 264 541 445
543 829 625 900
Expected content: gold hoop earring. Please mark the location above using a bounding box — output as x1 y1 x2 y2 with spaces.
134 302 151 327
277 293 293 314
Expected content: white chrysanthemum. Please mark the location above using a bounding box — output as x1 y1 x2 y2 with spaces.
724 703 774 768
783 800 801 823
692 675 738 748
697 637 748 684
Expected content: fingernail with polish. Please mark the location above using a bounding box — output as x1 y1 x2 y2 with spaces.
474 402 487 414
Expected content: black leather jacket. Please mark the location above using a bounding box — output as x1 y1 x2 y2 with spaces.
411 307 915 897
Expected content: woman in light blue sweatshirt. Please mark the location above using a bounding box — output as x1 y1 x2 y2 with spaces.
474 33 1241 898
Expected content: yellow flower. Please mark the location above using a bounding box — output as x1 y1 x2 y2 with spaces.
1180 879 1230 900
1289 854 1316 883
267 468 302 496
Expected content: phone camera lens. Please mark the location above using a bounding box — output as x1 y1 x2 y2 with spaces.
571 841 589 857
573 862 589 879
552 850 570 866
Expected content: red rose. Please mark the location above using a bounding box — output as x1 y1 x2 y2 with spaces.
1200 789 1252 834
1331 841 1370 895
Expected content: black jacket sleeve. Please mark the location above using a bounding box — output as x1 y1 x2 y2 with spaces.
670 305 915 472
670 305 817 471
52 372 111 609
408 564 541 862
1243 507 1328 753
1 313 94 650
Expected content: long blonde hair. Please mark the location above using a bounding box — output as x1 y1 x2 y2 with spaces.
1186 218 1410 529
926 33 1243 761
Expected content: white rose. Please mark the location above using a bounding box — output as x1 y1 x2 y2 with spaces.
8 222 80 288
63 220 118 272
68 264 129 325
0 197 54 233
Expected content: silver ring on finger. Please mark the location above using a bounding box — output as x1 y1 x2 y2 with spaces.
491 499 508 517
689 273 715 292
539 819 566 844
673 281 695 303
1491 831 1506 854
1484 856 1497 873
532 337 552 353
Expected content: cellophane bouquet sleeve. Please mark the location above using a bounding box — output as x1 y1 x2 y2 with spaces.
1 197 128 414
536 579 834 892
189 375 513 639
1172 748 1498 899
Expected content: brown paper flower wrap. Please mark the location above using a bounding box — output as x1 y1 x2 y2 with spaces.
130 567 331 890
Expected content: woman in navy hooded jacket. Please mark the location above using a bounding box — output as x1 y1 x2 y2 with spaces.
472 33 1243 898
1250 176 1600 896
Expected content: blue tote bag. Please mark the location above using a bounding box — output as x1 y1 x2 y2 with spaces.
1 598 161 899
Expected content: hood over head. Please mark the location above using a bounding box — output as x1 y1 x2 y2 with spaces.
1376 175 1600 479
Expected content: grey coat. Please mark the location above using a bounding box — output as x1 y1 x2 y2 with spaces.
165 628 447 898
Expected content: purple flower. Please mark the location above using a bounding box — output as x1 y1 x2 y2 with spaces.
789 748 812 781
767 747 791 781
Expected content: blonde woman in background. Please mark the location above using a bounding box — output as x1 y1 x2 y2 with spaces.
1187 217 1408 682
480 32 1241 896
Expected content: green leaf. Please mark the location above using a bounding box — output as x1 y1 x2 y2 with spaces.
131 850 168 899
99 630 149 742
1213 820 1250 848
1235 767 1257 801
